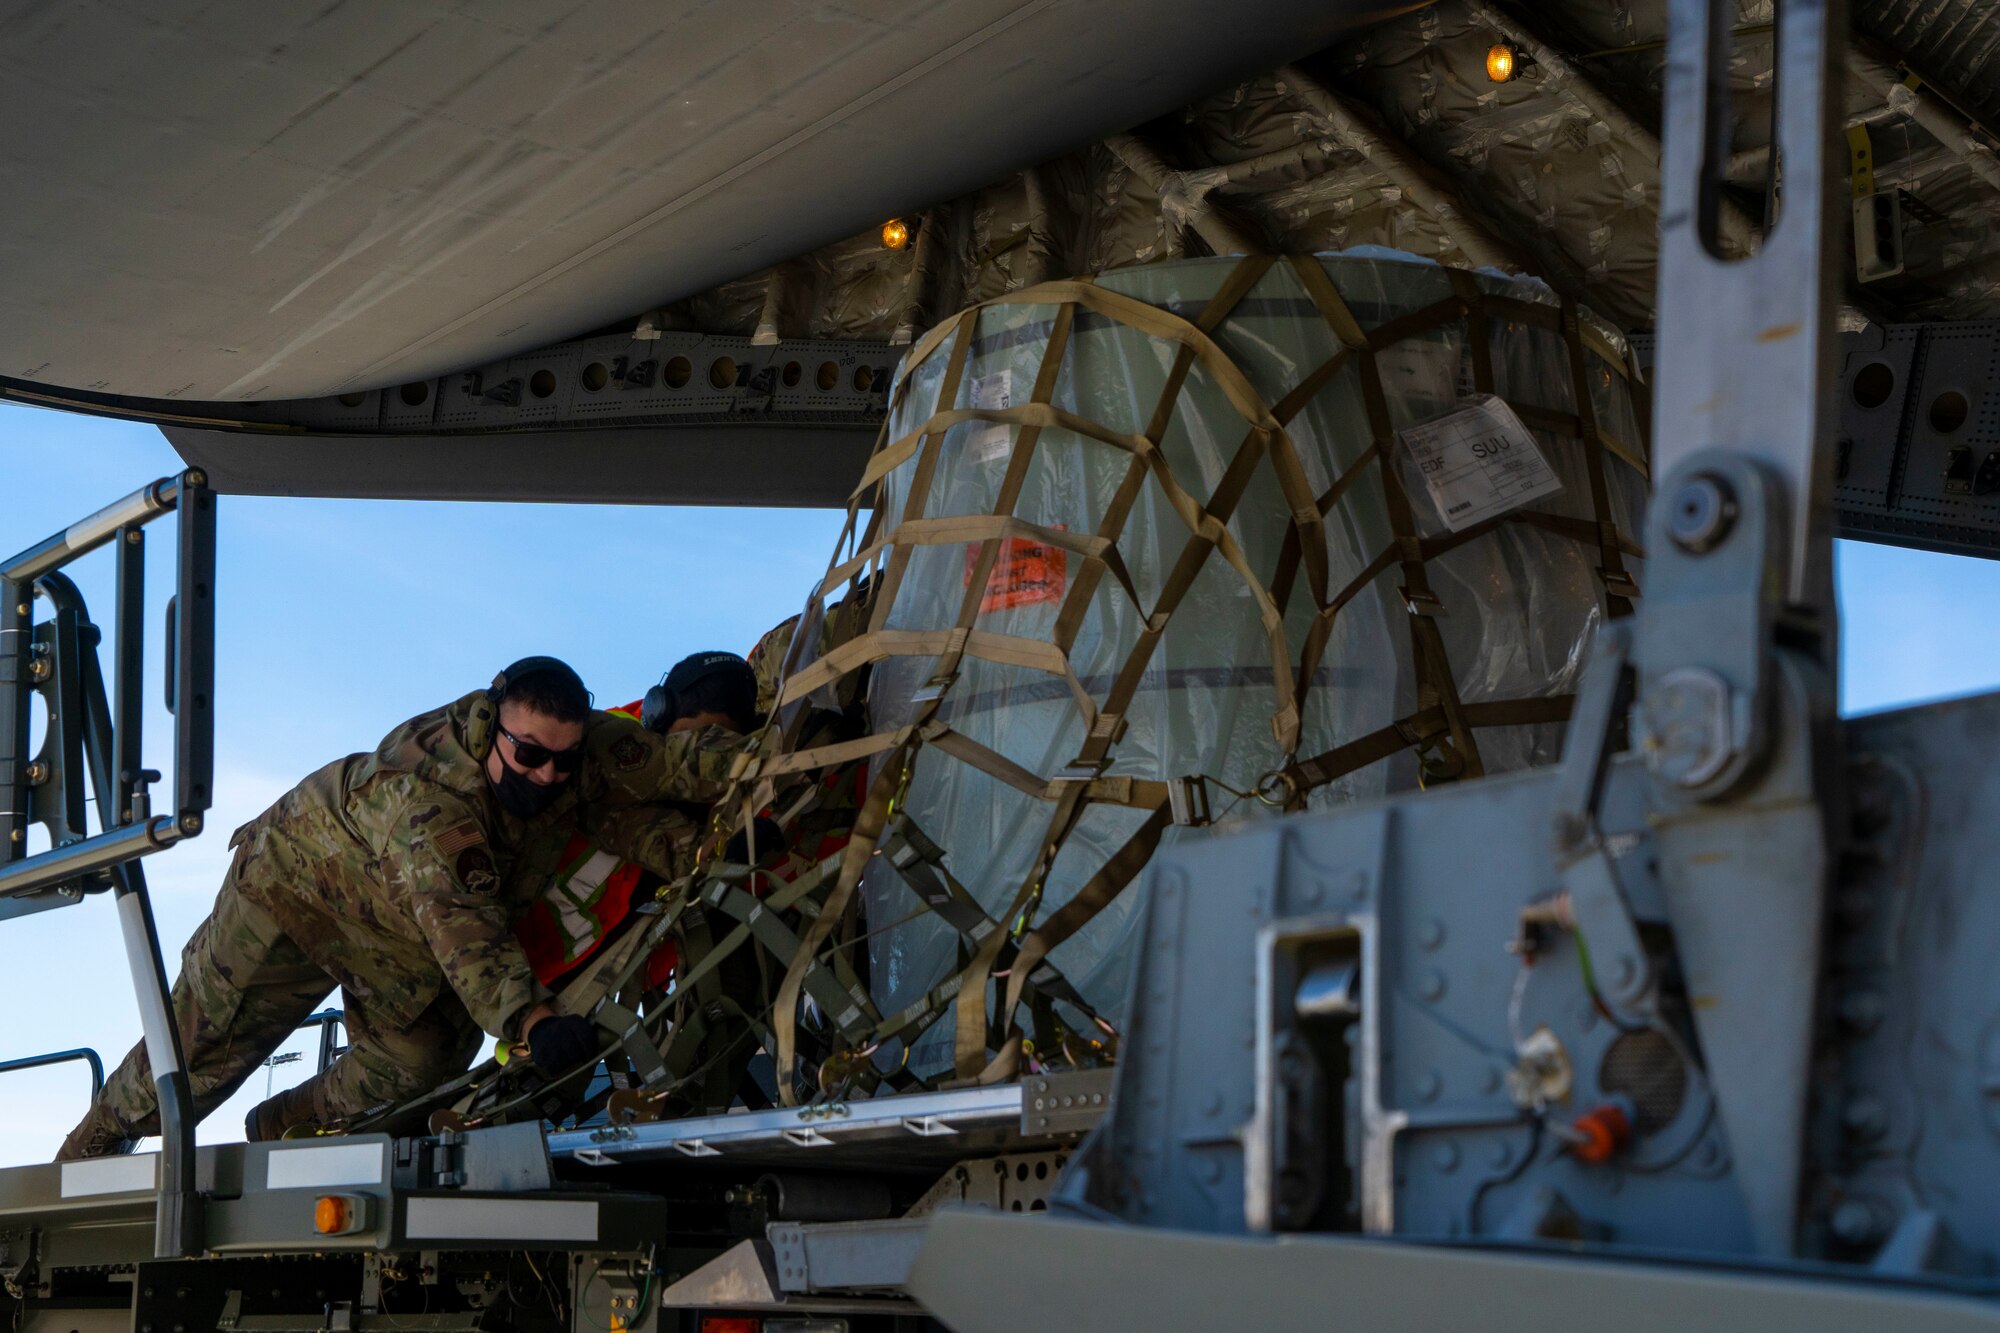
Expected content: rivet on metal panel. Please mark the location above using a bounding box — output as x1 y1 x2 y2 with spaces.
1842 1095 1888 1142
1839 991 1885 1033
1831 1198 1892 1246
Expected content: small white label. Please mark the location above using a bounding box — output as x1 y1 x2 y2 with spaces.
60 1152 158 1198
405 1197 598 1242
1399 395 1563 532
266 1141 386 1190
1374 340 1461 411
966 369 1014 463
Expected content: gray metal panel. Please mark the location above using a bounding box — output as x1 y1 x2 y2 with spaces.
768 1218 929 1292
162 422 879 507
1072 750 1750 1252
206 1137 395 1252
1830 690 2000 1270
1638 322 2000 559
457 1121 555 1194
0 0 1392 401
908 1212 2000 1333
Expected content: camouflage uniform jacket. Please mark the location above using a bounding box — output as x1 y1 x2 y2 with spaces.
230 691 746 1040
575 716 747 882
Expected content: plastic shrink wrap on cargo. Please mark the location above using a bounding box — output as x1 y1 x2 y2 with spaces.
772 251 1648 1079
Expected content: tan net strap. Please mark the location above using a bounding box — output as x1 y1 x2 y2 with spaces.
1154 426 1301 743
984 800 1172 1078
771 738 913 1104
920 721 1047 800
1292 258 1482 779
1053 257 1273 653
817 532 894 602
902 278 1285 434
1447 269 1498 397
1360 295 1471 353
948 262 1308 1076
1562 300 1638 616
1482 294 1563 331
1285 694 1576 793
781 628 1082 706
921 721 1169 810
752 726 915 781
933 300 1079 688
1054 453 1150 653
950 774 1095 1079
863 308 979 640
1421 509 1646 564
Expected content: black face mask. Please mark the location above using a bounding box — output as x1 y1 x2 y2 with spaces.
490 758 565 819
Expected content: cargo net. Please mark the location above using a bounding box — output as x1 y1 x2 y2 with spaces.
370 253 1649 1130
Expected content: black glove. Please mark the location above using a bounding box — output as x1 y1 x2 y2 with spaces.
526 1014 600 1075
724 816 788 866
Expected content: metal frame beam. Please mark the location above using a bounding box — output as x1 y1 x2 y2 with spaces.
1274 63 1526 273
1104 132 1261 256
0 475 215 1259
1470 3 1762 257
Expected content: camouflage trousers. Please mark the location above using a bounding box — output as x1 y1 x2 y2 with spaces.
83 849 481 1143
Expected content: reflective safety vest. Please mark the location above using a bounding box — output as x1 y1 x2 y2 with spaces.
514 701 681 990
513 697 869 993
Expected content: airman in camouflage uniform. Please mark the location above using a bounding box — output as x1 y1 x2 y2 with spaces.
58 662 747 1159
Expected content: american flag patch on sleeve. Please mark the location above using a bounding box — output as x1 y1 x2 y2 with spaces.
434 820 485 856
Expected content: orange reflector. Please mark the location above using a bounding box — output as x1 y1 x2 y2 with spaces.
1485 42 1517 82
701 1319 760 1333
1570 1103 1632 1164
313 1194 350 1235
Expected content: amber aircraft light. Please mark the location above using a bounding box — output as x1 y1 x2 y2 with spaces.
313 1193 368 1236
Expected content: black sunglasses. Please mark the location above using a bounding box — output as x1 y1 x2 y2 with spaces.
498 724 584 774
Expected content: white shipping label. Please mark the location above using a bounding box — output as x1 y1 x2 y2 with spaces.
1373 339 1462 412
1399 395 1562 533
966 369 1014 463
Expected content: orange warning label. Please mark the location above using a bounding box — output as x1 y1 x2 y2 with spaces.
965 533 1067 613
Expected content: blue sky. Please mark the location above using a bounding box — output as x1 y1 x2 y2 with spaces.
0 404 847 1159
0 401 1993 1161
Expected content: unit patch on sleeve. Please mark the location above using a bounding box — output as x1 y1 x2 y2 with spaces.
609 733 648 772
455 847 499 894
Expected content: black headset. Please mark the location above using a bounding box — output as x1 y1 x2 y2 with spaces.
492 656 592 708
641 651 753 733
